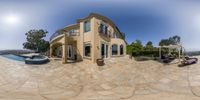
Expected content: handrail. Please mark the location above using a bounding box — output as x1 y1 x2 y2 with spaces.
98 26 112 38
50 31 79 41
50 32 63 41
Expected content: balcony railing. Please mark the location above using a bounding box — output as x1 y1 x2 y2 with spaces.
98 26 112 38
98 26 125 39
50 32 63 41
50 31 79 41
67 32 79 36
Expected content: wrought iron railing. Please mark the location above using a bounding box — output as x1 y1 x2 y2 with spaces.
50 31 79 41
98 26 112 38
50 32 63 41
68 32 79 36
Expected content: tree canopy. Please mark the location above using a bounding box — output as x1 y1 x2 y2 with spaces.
131 40 143 51
145 41 153 50
159 35 181 46
126 35 181 57
23 29 50 53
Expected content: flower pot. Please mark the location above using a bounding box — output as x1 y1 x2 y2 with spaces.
96 58 104 66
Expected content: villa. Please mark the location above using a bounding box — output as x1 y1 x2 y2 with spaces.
49 13 127 64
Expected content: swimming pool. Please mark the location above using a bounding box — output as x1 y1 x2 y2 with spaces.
1 54 26 61
1 54 49 64
25 55 49 64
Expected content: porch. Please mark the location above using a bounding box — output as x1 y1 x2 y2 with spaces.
50 34 78 64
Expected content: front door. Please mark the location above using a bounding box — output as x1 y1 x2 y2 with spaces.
67 45 73 59
101 43 108 58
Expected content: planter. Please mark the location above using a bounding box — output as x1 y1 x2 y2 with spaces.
96 58 104 66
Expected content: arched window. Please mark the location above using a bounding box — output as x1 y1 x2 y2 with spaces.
120 45 124 55
112 44 118 55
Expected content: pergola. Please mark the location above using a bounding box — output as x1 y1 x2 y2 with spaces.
159 44 183 62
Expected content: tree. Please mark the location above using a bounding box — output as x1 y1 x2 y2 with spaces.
131 40 143 56
159 39 170 46
126 45 133 54
23 29 50 53
169 35 181 45
131 40 143 51
145 41 153 50
159 35 181 46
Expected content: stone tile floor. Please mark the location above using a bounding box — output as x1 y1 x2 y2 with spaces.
0 55 200 100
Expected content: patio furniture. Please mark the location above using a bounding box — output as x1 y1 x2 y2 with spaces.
162 55 176 63
179 57 198 67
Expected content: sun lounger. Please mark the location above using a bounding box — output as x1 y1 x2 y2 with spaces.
162 55 176 63
179 57 198 67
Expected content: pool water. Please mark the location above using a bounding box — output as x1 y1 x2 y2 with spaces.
32 55 46 59
1 54 26 61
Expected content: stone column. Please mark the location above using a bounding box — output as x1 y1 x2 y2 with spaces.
50 45 53 57
118 45 120 56
178 48 181 62
159 47 161 59
91 18 96 63
124 44 126 56
62 34 68 64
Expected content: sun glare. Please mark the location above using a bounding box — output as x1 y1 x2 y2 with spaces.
2 14 20 25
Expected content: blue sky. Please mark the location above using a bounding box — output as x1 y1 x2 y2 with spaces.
0 0 200 51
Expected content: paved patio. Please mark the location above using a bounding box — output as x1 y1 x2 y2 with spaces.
0 55 200 100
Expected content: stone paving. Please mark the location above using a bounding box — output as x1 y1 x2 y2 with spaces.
0 55 200 100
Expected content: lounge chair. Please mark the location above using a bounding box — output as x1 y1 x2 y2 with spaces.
179 57 198 67
162 55 176 63
185 56 198 61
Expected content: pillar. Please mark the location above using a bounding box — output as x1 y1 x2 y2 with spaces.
178 48 181 62
159 47 161 59
168 48 171 55
91 18 96 63
62 34 68 64
50 45 53 57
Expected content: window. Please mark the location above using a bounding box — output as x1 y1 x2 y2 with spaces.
120 45 124 55
99 24 103 33
69 29 77 36
99 23 108 35
84 20 91 32
101 43 108 58
84 43 91 57
112 44 118 55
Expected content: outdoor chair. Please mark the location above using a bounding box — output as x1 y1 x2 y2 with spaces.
179 57 198 67
162 55 176 63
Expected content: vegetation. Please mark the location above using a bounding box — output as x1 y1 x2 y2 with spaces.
144 41 154 51
126 35 181 58
126 45 133 55
131 40 143 56
159 35 180 46
23 29 50 53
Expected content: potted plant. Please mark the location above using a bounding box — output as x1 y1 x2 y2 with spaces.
96 58 104 66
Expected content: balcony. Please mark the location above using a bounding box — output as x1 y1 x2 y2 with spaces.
67 31 79 36
50 30 79 42
50 32 63 41
98 26 111 38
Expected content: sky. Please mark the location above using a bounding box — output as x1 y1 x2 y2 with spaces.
0 0 200 51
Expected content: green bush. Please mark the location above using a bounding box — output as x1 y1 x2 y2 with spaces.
132 50 159 57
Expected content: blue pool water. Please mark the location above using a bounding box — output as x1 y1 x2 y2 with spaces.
1 54 26 61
